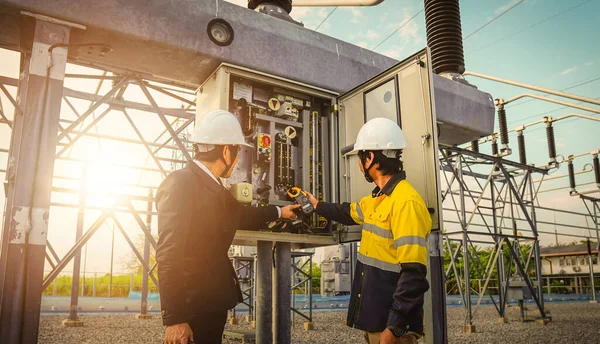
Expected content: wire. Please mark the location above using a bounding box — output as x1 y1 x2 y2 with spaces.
315 7 338 31
506 74 600 113
508 95 600 126
463 0 526 41
469 0 593 53
372 9 424 51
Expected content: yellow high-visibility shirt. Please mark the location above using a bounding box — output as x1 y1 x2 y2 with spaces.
349 177 431 272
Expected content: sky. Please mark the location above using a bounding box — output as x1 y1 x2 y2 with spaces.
1 0 600 274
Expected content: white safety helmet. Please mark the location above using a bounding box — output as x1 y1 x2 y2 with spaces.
348 117 407 157
190 109 252 152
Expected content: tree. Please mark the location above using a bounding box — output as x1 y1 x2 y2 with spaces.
121 234 158 275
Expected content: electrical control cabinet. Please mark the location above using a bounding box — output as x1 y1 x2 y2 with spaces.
196 49 442 248
196 64 335 239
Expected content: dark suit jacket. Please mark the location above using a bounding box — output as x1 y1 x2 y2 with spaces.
155 161 278 326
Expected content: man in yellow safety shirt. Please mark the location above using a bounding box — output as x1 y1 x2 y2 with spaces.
307 117 431 344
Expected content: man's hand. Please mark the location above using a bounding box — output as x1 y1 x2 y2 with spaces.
164 323 194 344
280 204 301 219
380 328 398 344
305 191 319 210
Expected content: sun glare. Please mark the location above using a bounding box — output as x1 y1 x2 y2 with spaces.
84 150 130 208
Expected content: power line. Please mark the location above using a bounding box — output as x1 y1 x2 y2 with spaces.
315 7 338 31
463 0 526 41
509 96 600 130
469 0 593 53
372 9 424 51
506 74 600 111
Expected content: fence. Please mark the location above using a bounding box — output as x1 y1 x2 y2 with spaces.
42 273 158 298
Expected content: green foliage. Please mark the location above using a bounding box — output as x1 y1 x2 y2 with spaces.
444 241 534 295
300 262 321 295
42 273 158 297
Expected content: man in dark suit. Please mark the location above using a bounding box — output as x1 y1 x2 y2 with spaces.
157 109 299 344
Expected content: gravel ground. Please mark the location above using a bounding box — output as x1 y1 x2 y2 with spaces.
39 302 600 343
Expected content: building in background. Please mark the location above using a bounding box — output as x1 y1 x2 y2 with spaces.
540 243 599 294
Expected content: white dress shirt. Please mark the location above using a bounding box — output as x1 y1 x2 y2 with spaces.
193 159 281 218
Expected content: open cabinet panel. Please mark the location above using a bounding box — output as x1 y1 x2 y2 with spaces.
337 48 442 241
196 64 339 247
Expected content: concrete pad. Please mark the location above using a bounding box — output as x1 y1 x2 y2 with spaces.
244 315 252 323
228 317 238 325
251 321 256 329
589 300 598 304
464 324 476 334
61 319 84 327
135 314 153 320
303 322 315 331
497 317 508 324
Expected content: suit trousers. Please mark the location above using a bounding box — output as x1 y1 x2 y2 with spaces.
188 311 228 344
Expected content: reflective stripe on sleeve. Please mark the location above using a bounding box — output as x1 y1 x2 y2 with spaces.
355 203 364 221
393 235 427 250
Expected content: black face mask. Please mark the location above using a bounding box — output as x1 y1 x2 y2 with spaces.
359 151 376 183
221 145 240 177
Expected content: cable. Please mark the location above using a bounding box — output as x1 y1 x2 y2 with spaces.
506 74 600 112
470 0 593 53
508 95 600 127
314 7 337 31
372 8 424 51
463 0 526 40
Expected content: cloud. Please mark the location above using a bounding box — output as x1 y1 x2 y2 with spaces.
356 41 369 48
495 0 522 15
382 49 400 59
290 7 313 21
343 8 363 24
365 29 380 40
584 61 594 67
560 67 577 76
316 8 328 18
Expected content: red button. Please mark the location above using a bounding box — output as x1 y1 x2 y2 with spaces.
262 135 271 147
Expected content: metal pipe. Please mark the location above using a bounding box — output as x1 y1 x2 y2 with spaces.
464 71 600 107
69 167 87 321
502 94 600 114
255 241 273 344
293 0 384 6
273 242 291 344
140 191 152 316
588 239 597 302
594 154 600 187
458 156 473 328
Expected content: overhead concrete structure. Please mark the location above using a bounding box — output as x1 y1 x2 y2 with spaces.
0 0 395 93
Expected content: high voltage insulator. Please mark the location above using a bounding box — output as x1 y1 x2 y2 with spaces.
471 139 479 153
568 157 576 194
424 0 465 75
517 131 526 165
546 121 557 164
593 154 600 186
491 140 499 156
497 107 509 145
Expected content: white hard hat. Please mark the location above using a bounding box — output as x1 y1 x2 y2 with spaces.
348 117 407 156
190 109 252 151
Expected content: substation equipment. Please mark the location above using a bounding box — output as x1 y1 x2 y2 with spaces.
0 0 497 343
